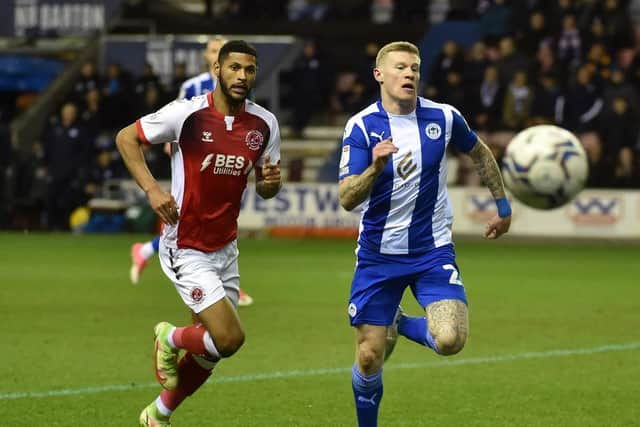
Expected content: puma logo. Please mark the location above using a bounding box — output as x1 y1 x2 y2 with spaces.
369 131 385 142
357 393 378 406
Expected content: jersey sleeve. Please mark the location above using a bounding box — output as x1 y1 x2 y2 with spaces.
257 115 281 166
339 120 369 180
178 80 194 100
450 109 478 153
136 100 187 146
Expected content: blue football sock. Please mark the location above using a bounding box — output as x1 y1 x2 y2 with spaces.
152 236 160 253
397 315 439 352
352 364 383 427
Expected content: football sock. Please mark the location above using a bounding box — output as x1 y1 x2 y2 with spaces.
152 236 160 253
159 352 217 413
172 323 221 359
397 315 439 352
140 240 156 260
148 397 171 421
352 364 383 427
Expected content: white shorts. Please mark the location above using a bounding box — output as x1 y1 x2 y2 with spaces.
159 239 240 313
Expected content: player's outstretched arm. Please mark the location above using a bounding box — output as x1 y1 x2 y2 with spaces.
255 153 281 199
467 137 511 239
116 123 179 225
339 137 398 211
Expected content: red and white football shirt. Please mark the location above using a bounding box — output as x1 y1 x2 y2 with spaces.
136 92 281 252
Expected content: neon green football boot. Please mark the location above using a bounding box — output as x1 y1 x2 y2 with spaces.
139 401 171 427
153 321 179 390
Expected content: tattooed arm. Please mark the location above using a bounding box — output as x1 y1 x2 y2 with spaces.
467 137 511 239
467 137 507 199
339 167 381 211
339 137 398 211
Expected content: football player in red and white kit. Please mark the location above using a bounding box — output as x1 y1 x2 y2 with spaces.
116 40 281 427
129 36 255 309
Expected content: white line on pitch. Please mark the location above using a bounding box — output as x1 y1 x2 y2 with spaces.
1 341 638 401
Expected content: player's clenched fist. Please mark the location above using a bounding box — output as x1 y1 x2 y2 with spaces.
147 185 179 226
372 137 398 172
261 153 281 185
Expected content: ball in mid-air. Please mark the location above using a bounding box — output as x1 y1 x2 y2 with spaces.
501 125 589 209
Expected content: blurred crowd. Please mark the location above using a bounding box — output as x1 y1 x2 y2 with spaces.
431 0 640 189
2 0 640 231
1 60 175 230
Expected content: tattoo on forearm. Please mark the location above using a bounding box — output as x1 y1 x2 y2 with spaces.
339 168 379 211
469 141 506 199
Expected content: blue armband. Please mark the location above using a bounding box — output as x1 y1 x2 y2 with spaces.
496 197 512 218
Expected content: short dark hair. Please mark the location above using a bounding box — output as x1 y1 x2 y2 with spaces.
218 40 258 65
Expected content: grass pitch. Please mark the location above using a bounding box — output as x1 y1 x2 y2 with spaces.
0 233 638 426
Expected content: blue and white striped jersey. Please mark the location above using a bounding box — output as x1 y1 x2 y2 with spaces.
339 97 478 255
178 72 216 100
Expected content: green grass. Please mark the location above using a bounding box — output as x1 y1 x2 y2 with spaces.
0 233 638 426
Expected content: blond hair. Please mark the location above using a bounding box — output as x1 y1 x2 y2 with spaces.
375 41 420 67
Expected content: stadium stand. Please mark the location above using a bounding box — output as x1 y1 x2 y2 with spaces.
3 0 640 231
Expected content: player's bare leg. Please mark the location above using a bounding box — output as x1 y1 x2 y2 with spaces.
425 299 468 355
352 324 387 426
195 296 245 357
355 324 387 375
397 299 468 355
145 295 244 424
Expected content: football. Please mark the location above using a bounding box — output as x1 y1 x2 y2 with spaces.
501 125 589 209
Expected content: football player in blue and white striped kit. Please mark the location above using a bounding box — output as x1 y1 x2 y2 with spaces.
339 41 512 427
177 36 225 100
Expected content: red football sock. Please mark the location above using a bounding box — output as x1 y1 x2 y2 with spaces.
160 352 213 411
172 324 207 355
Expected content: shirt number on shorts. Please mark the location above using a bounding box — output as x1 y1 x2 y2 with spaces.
443 264 463 286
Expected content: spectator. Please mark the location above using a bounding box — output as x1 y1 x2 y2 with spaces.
84 149 122 201
168 62 187 100
529 72 563 126
72 61 101 103
430 40 465 91
463 41 490 93
516 10 550 56
502 70 533 132
370 0 394 24
562 65 604 165
599 0 633 51
80 88 104 145
134 62 162 96
478 0 512 38
584 41 612 84
358 41 381 104
393 0 427 24
329 71 366 123
596 96 638 187
438 70 466 108
496 36 529 87
602 66 640 117
555 14 582 75
288 39 329 135
530 42 562 86
102 63 134 130
44 102 92 230
468 65 504 132
287 0 329 21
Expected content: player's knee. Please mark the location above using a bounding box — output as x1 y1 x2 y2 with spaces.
434 329 466 356
216 330 245 357
357 344 384 373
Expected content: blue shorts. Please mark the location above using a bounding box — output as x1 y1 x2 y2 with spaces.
348 244 468 326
